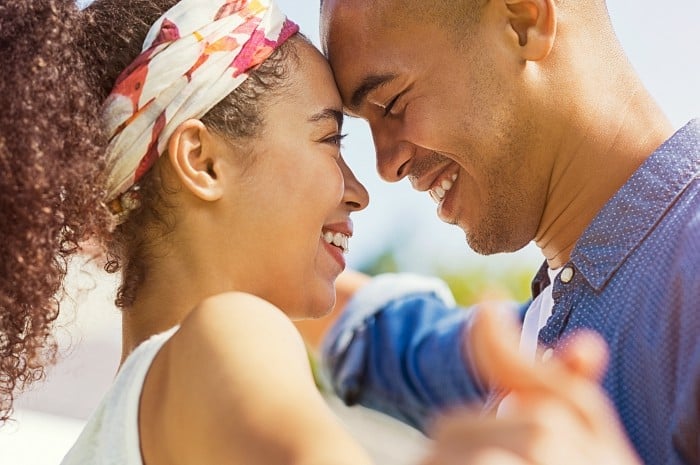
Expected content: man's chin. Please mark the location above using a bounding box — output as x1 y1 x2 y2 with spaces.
464 227 528 256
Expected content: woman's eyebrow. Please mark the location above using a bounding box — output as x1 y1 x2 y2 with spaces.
308 108 344 129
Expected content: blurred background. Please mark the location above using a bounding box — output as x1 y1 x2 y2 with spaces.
1 1 698 464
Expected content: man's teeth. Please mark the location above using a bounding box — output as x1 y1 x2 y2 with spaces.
430 173 458 204
323 230 350 253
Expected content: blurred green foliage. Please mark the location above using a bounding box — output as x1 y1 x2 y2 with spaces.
359 250 537 306
360 250 400 277
439 266 534 306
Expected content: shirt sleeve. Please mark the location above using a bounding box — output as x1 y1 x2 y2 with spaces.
320 273 495 433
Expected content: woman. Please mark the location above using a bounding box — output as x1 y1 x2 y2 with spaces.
0 0 107 423
62 0 373 463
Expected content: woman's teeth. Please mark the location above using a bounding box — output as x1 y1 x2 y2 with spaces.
430 173 458 204
323 230 350 253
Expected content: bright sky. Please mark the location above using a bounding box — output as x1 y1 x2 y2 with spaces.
275 0 700 273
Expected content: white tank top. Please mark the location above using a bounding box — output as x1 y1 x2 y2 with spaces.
60 326 179 465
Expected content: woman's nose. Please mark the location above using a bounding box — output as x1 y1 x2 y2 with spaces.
339 155 369 211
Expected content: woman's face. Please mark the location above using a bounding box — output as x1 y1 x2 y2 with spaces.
216 41 369 319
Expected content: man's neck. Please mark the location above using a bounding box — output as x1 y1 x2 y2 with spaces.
535 95 674 269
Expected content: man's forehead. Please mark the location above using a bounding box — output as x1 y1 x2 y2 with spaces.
321 2 375 69
320 0 376 16
320 0 385 47
320 0 411 108
323 34 391 108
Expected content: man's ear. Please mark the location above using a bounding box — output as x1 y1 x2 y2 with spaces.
167 119 224 202
504 0 556 61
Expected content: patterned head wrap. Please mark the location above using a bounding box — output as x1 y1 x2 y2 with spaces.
103 0 298 212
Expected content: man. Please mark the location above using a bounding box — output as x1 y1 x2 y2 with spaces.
316 0 699 463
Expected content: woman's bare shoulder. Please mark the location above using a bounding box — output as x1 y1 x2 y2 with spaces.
181 292 306 351
170 291 313 398
140 292 316 463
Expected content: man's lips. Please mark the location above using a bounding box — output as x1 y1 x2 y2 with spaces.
410 161 459 192
429 172 458 204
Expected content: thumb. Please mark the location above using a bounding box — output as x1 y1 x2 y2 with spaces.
469 302 546 392
557 330 609 383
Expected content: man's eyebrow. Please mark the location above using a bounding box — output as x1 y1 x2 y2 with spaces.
349 73 397 110
308 108 344 129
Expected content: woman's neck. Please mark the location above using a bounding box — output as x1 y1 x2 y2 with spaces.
119 229 244 363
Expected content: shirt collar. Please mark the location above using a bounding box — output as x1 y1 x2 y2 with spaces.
568 119 700 291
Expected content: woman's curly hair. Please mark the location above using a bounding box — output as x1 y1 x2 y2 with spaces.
0 0 109 422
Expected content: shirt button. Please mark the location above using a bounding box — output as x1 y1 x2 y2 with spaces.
560 267 575 283
542 348 555 362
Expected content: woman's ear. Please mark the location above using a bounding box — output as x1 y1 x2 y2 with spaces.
167 119 224 202
503 0 556 62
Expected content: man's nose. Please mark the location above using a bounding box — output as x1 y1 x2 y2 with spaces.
370 121 413 183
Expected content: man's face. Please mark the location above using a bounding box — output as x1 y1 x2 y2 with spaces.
321 0 551 255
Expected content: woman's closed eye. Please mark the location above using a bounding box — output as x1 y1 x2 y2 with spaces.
322 132 347 147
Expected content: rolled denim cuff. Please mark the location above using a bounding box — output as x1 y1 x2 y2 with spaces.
322 272 456 368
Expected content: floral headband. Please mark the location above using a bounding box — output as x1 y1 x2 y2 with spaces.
102 0 298 219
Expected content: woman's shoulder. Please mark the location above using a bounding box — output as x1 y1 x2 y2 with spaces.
139 292 316 463
170 291 309 382
186 291 299 330
176 291 307 358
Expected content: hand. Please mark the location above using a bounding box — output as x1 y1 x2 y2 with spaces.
421 303 642 465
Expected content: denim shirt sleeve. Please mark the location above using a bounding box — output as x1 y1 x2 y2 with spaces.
320 273 493 433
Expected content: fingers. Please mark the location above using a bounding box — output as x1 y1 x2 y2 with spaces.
435 303 642 465
557 330 609 383
422 447 527 465
469 303 549 393
425 404 587 465
468 303 615 431
426 391 640 465
423 410 529 465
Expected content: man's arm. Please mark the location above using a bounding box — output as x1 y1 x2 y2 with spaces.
319 272 516 433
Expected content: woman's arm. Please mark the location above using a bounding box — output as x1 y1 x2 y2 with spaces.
140 292 373 465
